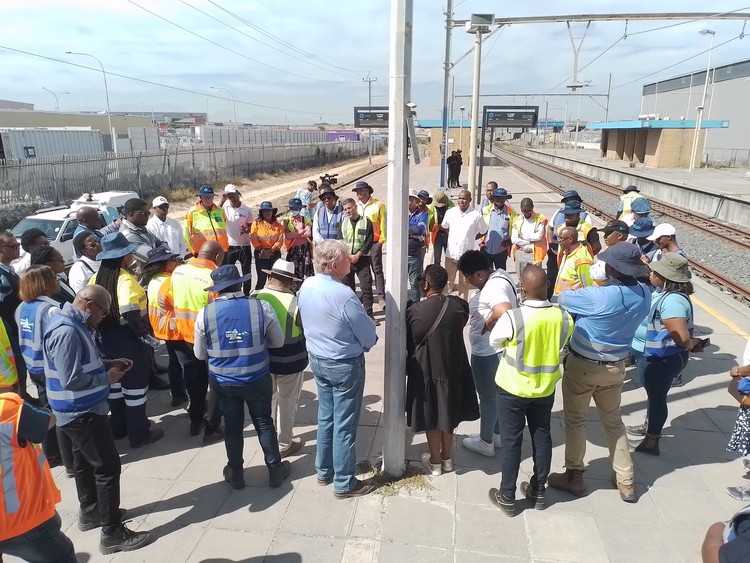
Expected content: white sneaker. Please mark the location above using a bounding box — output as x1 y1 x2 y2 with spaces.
462 435 496 457
441 458 454 473
421 453 442 476
467 433 502 450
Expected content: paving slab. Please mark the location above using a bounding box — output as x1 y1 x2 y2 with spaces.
525 511 609 562
380 496 454 550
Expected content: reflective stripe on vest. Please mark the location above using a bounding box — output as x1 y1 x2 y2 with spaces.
203 296 270 383
511 213 548 265
315 203 343 240
362 199 386 242
172 260 215 343
644 291 694 357
185 204 228 253
43 313 109 413
0 421 19 514
554 244 592 294
252 289 308 375
15 299 57 375
340 216 371 256
0 322 17 387
496 306 573 398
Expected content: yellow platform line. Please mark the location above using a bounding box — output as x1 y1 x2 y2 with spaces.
692 295 750 339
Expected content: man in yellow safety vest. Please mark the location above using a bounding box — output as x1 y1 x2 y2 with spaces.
554 227 593 296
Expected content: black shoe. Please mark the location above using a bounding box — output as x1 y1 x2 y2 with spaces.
190 421 202 436
520 481 545 510
47 456 63 468
626 423 648 437
131 428 164 449
171 394 188 407
65 467 75 478
203 427 225 445
79 508 127 532
488 488 515 517
269 460 291 488
671 374 685 388
149 376 171 391
368 314 381 327
223 465 246 490
99 523 150 555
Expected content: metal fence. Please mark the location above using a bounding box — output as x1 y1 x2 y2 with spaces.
0 140 381 206
705 147 750 167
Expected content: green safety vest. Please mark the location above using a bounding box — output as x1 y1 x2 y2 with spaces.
495 305 573 398
252 288 308 375
340 216 371 256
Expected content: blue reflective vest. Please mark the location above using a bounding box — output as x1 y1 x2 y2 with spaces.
644 291 694 358
203 296 271 384
15 298 59 376
315 202 344 240
43 312 109 413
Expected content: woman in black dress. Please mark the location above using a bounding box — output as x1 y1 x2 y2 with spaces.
406 264 479 476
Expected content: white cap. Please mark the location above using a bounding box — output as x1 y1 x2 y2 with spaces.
647 223 677 241
408 189 419 199
152 196 169 207
224 184 240 194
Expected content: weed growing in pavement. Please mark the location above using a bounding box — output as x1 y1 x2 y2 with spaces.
356 460 435 498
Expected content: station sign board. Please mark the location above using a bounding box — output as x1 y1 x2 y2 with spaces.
483 106 539 128
354 107 389 128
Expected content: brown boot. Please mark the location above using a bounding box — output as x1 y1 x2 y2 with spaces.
611 473 637 503
635 433 660 456
547 469 586 497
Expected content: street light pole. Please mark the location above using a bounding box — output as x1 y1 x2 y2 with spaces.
466 17 492 204
41 87 69 112
439 0 454 188
210 86 238 124
689 29 716 171
459 106 465 149
66 51 115 154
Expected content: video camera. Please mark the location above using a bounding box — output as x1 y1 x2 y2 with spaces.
319 173 338 186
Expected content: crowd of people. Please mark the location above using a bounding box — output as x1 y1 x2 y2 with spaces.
0 175 744 561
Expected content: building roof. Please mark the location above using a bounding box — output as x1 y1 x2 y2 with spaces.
586 119 730 130
643 58 750 95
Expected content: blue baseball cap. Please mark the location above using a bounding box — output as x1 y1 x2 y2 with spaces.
561 201 584 215
205 264 253 293
492 188 512 200
288 198 303 209
631 198 652 214
197 185 215 197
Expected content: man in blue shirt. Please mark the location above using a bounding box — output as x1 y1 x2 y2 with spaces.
481 188 515 270
297 239 378 498
548 244 651 504
407 191 428 303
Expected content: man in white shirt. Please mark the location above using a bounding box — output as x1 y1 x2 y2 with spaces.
441 190 487 300
220 184 254 295
147 196 187 258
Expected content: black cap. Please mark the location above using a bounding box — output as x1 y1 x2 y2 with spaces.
600 220 630 235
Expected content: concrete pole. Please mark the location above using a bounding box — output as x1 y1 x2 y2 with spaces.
604 73 612 122
439 0 453 188
690 30 715 171
467 29 483 204
382 0 412 478
364 74 377 164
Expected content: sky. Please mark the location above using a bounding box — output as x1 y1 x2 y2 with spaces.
3 0 750 125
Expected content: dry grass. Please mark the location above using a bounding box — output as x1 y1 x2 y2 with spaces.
165 186 198 203
356 460 435 498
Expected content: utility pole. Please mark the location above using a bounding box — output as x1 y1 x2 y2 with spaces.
439 0 453 188
466 16 492 203
363 73 377 165
383 0 412 478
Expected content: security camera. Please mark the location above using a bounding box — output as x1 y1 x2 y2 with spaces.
406 102 417 109
459 106 466 111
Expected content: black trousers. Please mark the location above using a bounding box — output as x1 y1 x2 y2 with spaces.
172 340 222 431
346 255 374 316
497 386 554 499
225 245 253 295
433 231 448 266
254 249 282 291
546 247 558 300
59 413 123 534
482 247 509 271
28 371 74 470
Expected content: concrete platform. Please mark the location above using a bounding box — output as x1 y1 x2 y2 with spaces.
11 162 750 563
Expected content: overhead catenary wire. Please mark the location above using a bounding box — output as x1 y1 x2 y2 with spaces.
206 0 366 75
0 45 351 116
125 0 344 84
175 0 360 79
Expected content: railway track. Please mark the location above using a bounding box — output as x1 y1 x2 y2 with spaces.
491 148 750 302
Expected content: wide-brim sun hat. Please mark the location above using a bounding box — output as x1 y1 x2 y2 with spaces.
288 198 303 209
623 185 640 193
631 198 652 214
630 217 655 238
417 190 433 204
261 259 302 282
433 191 450 207
649 252 691 283
146 247 180 266
353 181 373 194
258 201 277 213
96 232 139 261
319 186 338 200
561 190 582 203
597 243 649 278
205 264 253 293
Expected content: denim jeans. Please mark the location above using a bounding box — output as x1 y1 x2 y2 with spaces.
0 512 76 563
165 340 187 398
211 375 282 471
433 231 448 266
407 248 425 303
482 247 508 270
497 386 554 499
637 351 689 435
470 354 501 443
225 245 253 295
309 353 366 493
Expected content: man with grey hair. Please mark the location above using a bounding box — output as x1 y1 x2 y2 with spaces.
297 240 378 498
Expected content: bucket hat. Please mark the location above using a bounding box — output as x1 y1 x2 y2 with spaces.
630 217 655 238
631 198 652 214
561 190 582 203
205 264 253 293
261 259 302 282
433 191 450 207
417 190 433 204
650 252 691 283
319 186 338 200
146 247 180 266
288 198 303 209
623 185 640 193
492 188 512 200
96 232 139 261
597 243 649 278
258 201 278 214
353 181 373 194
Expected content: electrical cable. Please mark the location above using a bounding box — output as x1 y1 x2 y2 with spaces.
0 45 351 116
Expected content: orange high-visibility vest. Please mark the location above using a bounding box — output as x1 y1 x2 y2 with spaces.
147 273 179 341
171 258 217 343
511 212 548 265
250 220 285 251
0 393 61 541
184 202 228 254
555 244 593 294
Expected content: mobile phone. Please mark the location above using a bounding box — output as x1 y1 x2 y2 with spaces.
700 338 711 348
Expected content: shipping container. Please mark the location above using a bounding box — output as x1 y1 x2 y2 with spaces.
194 126 327 146
0 128 105 160
325 130 360 142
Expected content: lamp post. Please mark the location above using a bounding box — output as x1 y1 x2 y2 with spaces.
65 51 115 153
459 106 465 149
210 86 238 124
689 29 716 171
41 87 70 112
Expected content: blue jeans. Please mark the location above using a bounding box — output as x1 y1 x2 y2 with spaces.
407 248 425 303
637 351 689 435
309 353 366 493
211 375 282 471
471 353 501 443
0 512 76 563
